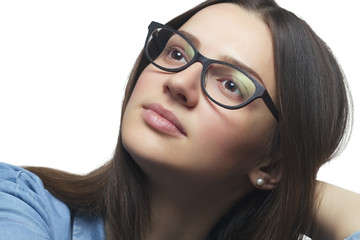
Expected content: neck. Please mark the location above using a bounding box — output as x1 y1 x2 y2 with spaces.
147 172 251 240
149 198 212 240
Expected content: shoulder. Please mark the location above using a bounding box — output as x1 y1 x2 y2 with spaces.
0 162 106 240
73 211 106 240
0 162 72 240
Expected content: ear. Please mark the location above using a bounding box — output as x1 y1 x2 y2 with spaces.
248 158 282 190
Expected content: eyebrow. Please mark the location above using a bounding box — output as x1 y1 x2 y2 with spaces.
178 30 266 86
219 55 266 86
178 30 200 49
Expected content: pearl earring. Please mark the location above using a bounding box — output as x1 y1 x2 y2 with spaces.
256 178 265 186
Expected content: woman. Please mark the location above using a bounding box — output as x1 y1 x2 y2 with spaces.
0 0 358 239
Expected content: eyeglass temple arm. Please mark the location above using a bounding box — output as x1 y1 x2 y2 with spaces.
262 91 279 121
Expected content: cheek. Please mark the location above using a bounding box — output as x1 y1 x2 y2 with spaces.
130 69 154 98
190 107 274 172
121 70 151 155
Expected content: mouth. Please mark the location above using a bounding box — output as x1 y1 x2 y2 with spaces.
142 103 187 137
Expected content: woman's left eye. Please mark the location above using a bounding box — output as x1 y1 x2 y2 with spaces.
221 80 241 95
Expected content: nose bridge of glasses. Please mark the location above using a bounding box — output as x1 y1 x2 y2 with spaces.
196 52 210 66
185 52 210 75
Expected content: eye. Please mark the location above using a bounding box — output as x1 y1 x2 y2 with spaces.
168 48 187 63
221 80 241 95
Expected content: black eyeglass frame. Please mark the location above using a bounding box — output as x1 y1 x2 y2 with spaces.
144 21 279 121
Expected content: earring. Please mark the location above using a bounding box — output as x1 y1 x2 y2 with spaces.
256 178 265 186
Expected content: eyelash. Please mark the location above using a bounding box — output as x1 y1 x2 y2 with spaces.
164 46 188 63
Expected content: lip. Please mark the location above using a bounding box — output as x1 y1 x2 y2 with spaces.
142 103 186 137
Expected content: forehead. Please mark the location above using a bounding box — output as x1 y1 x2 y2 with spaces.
179 3 275 92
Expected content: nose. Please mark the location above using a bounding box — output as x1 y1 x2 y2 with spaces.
163 62 202 108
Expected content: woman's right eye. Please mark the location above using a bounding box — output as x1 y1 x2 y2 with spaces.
169 49 187 63
162 45 188 65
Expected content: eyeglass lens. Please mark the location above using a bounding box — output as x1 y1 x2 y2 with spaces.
146 27 258 108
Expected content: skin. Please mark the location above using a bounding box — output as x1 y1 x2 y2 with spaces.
122 3 279 240
316 182 360 240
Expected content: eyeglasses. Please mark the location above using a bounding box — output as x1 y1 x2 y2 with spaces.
144 21 279 121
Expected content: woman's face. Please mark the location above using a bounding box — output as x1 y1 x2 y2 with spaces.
122 3 276 187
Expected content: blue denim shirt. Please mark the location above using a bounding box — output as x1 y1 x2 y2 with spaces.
0 162 105 240
0 162 359 240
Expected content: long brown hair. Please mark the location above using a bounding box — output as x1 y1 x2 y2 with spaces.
27 0 352 239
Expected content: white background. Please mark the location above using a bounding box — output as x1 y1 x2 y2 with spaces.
0 1 359 192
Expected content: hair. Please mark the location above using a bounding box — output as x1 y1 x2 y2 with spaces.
26 0 352 239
